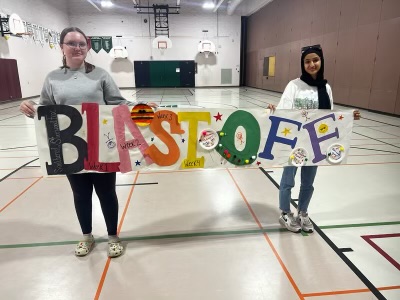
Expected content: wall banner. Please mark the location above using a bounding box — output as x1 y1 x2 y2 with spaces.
101 36 112 53
34 104 354 175
90 36 102 53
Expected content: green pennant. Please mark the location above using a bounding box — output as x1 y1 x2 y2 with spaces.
102 36 113 53
90 36 102 53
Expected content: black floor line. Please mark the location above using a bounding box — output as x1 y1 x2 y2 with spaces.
353 131 400 149
0 158 39 183
116 182 158 186
0 105 20 111
362 117 400 128
339 248 354 252
243 88 282 98
258 167 387 300
350 146 400 155
0 114 21 122
0 145 37 151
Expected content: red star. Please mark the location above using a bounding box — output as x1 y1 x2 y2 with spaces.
256 161 261 166
338 115 344 120
214 112 223 121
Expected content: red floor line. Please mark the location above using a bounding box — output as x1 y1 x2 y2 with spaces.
94 171 140 300
0 177 43 213
361 234 400 271
226 169 305 300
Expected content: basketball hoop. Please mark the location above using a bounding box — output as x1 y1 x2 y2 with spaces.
152 36 172 56
158 41 167 55
198 40 216 59
8 13 25 35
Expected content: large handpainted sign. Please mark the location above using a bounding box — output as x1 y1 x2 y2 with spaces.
34 104 354 175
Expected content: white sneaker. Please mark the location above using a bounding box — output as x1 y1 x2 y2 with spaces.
279 212 301 233
298 211 314 233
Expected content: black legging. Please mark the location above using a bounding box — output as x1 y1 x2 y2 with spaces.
66 172 119 236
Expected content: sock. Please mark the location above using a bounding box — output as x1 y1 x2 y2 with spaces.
108 235 120 243
83 233 94 241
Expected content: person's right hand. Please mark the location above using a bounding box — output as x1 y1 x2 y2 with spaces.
20 100 36 118
267 103 276 113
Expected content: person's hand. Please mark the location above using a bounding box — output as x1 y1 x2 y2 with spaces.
19 100 36 118
146 102 158 108
267 103 276 113
353 110 361 120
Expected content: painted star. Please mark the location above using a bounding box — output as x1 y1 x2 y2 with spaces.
135 160 141 166
214 112 223 121
338 115 344 120
281 128 291 136
181 138 185 143
256 161 261 166
102 119 108 125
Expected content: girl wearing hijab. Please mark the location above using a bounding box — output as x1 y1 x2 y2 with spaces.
276 45 334 233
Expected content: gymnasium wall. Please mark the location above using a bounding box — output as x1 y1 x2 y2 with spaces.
0 0 241 98
0 0 70 98
246 0 400 115
70 11 241 88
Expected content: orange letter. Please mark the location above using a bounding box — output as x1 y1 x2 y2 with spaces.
145 110 185 166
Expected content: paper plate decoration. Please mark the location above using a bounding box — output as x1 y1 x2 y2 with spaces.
130 104 154 127
198 128 219 150
289 148 309 167
326 144 345 164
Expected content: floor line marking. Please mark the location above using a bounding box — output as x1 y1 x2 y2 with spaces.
362 233 400 271
258 168 387 300
0 177 43 213
94 171 139 300
1 220 399 249
227 169 305 300
303 285 400 297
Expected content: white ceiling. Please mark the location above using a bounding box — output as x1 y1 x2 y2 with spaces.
65 0 272 16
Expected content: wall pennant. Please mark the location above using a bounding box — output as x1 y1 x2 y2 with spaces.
102 36 113 53
90 36 102 53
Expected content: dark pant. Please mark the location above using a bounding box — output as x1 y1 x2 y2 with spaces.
66 172 119 236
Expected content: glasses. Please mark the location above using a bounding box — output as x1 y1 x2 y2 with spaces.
63 42 88 49
301 44 322 53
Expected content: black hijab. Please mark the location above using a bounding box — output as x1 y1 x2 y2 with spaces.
300 47 331 109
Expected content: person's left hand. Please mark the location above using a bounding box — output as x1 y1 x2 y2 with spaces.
353 110 361 120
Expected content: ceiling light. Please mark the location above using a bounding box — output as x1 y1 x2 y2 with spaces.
202 2 215 9
101 1 114 8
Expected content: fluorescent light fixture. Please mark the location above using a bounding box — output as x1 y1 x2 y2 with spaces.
101 1 114 8
202 2 215 9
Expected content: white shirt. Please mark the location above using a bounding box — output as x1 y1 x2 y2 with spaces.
277 78 334 110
